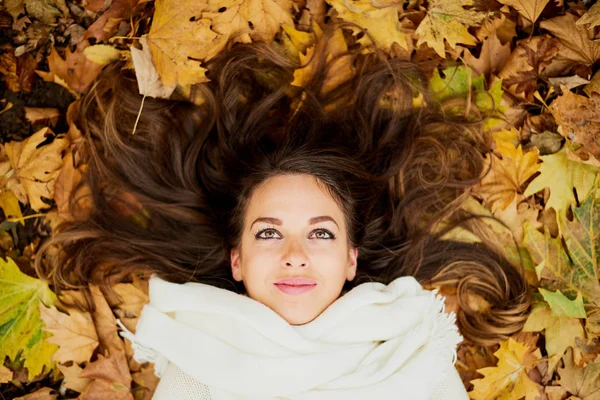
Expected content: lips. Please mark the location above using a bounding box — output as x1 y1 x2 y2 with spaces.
274 283 316 295
274 277 317 295
275 277 317 285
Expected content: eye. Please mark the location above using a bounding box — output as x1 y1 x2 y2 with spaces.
254 228 281 240
313 228 336 240
253 227 336 240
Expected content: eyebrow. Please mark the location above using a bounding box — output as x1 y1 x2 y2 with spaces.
250 216 339 229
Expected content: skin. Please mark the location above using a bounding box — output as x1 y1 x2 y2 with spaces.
230 173 358 325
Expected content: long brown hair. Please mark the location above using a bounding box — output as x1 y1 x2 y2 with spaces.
35 22 531 346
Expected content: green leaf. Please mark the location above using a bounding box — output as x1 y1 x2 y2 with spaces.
539 288 587 319
0 257 58 380
523 176 600 313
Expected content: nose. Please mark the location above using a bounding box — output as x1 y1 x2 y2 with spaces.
283 238 309 268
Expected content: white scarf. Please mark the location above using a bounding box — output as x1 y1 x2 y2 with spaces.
117 275 463 399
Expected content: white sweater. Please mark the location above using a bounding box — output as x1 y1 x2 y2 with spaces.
119 276 470 400
151 361 469 399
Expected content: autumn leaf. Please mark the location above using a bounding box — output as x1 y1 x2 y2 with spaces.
57 363 91 393
549 87 600 162
78 349 133 400
130 37 176 99
35 46 106 96
38 304 99 364
461 31 512 78
102 280 149 334
497 35 559 102
540 13 600 67
468 337 542 400
415 0 489 58
475 138 540 212
14 386 58 400
145 0 225 87
201 0 295 44
523 177 600 312
326 0 412 51
0 257 58 381
577 2 600 30
0 127 68 212
522 300 585 373
0 190 24 225
524 144 599 225
83 0 142 43
557 346 600 399
539 288 586 319
497 0 550 24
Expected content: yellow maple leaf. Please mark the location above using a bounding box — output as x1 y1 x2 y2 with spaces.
475 138 540 212
146 0 227 87
0 257 58 381
326 0 411 51
523 144 599 226
1 127 69 212
39 304 99 364
469 337 542 400
497 0 550 24
415 0 489 58
522 301 584 373
203 0 294 43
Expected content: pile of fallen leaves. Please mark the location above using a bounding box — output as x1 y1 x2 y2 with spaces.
1 0 600 398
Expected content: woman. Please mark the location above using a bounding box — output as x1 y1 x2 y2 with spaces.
35 22 531 399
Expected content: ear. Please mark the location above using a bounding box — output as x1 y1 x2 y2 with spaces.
230 247 243 282
347 247 358 281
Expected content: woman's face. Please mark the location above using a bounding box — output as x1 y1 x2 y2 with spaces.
230 173 358 325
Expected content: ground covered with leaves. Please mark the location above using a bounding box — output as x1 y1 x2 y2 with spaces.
1 0 600 398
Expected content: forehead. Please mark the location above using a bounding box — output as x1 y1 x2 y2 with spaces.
246 174 343 221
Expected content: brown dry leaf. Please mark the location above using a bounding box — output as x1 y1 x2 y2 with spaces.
89 284 126 355
496 0 550 24
35 45 105 96
577 1 600 30
0 364 13 383
462 30 511 78
544 385 569 400
103 282 149 334
24 107 60 127
474 138 540 212
490 194 541 245
0 51 21 92
14 387 58 400
131 365 159 393
2 127 69 211
326 0 412 51
498 35 559 102
584 69 600 97
79 349 134 400
557 347 600 399
414 0 489 58
38 304 99 364
549 88 600 161
83 0 142 43
57 363 91 393
474 12 517 44
540 13 600 67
